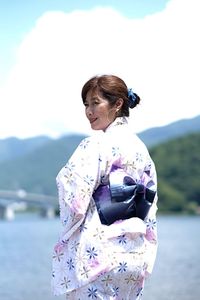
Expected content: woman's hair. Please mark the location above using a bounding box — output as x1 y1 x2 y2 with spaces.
81 74 140 117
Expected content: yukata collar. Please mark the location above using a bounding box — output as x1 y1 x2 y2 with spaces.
105 117 128 132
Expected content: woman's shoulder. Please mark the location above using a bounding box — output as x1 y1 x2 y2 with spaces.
76 134 101 151
106 123 148 148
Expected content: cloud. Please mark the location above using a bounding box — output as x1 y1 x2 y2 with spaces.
0 0 199 138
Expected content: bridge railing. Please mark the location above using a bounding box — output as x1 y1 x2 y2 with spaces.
0 189 58 205
0 189 59 220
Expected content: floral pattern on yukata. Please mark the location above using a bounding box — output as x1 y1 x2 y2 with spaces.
52 117 158 299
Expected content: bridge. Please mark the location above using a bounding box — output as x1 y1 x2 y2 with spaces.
0 189 59 220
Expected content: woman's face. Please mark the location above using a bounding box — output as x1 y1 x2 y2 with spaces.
84 90 117 131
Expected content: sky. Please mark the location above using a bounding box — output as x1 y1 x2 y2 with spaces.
0 0 199 139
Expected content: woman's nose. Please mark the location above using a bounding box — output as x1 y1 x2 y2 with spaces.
86 106 93 116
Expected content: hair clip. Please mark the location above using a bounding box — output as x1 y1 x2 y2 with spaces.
127 88 137 108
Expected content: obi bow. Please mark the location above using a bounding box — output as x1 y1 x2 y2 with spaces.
93 168 156 226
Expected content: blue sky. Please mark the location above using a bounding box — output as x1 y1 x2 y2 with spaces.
0 0 199 138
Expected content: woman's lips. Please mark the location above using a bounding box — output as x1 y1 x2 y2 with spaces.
90 118 97 124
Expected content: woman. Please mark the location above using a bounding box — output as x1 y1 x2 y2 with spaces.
52 75 158 299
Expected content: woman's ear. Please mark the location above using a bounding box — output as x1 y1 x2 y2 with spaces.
115 98 124 111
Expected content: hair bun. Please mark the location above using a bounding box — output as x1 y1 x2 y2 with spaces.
127 88 139 108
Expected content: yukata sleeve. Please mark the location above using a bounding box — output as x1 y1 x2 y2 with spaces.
143 160 158 275
56 137 100 243
145 194 158 274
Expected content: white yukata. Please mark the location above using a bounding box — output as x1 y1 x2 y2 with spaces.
52 117 158 300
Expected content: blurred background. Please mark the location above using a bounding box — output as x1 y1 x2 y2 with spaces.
0 1 200 299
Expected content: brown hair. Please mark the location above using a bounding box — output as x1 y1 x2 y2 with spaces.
81 75 140 117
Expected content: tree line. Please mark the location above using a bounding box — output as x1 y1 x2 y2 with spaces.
0 132 199 214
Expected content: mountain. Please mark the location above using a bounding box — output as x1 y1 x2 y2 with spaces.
0 115 199 164
0 115 200 213
0 134 86 195
138 115 200 147
0 131 199 213
0 135 50 162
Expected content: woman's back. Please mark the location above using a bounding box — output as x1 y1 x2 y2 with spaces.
52 117 158 298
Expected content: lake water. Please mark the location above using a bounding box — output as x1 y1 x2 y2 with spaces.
0 214 199 300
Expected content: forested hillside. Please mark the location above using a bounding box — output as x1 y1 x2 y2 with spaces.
0 136 50 162
0 134 86 195
0 132 199 213
150 132 200 213
0 114 199 161
139 115 200 146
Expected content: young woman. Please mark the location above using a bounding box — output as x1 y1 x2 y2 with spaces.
52 75 158 299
